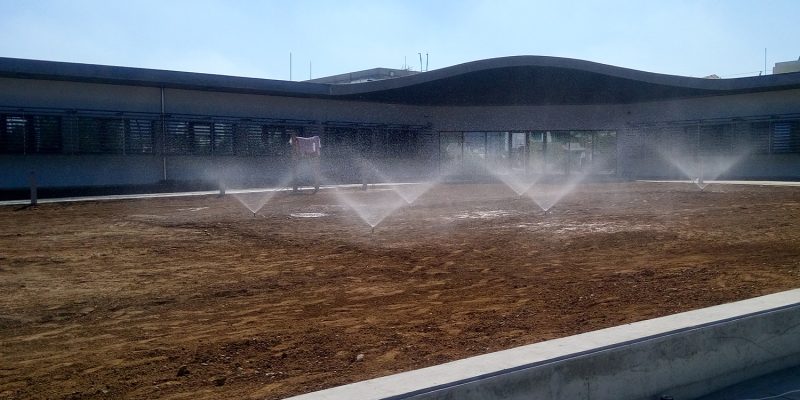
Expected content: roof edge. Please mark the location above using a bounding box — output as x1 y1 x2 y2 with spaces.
0 57 331 97
330 55 800 96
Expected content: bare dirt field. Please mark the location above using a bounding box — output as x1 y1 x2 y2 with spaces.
1 182 799 400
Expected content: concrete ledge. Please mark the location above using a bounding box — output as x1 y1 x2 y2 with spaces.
639 180 800 187
286 289 800 400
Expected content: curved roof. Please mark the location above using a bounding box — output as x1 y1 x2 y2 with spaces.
1 55 799 106
332 56 800 105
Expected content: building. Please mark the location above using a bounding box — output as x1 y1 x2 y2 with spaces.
774 58 800 74
306 67 418 84
1 55 799 193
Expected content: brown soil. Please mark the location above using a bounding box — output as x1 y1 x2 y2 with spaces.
1 182 799 400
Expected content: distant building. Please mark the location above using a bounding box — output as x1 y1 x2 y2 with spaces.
773 58 800 74
306 67 418 84
702 74 721 79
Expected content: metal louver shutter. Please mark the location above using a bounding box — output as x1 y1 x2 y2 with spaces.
1 115 26 154
771 122 799 153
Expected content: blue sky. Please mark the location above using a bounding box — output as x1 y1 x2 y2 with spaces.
0 0 797 80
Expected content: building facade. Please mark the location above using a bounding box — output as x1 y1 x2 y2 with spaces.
1 56 799 191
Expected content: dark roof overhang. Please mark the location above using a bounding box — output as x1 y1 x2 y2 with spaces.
0 57 330 98
331 56 800 105
1 55 799 106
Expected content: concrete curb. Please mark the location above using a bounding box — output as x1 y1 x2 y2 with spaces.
0 182 420 206
638 180 800 187
286 289 800 400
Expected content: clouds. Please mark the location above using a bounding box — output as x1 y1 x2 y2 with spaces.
0 0 797 79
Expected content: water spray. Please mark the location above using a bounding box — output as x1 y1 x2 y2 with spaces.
698 157 706 191
356 157 445 206
699 158 705 186
331 181 408 231
230 175 294 215
654 147 747 191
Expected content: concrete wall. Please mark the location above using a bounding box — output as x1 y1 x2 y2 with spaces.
286 289 800 400
0 154 164 188
621 88 800 123
0 77 427 124
0 154 294 188
0 77 162 112
428 103 621 132
163 88 426 125
0 154 437 189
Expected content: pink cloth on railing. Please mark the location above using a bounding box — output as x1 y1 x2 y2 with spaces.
293 136 321 156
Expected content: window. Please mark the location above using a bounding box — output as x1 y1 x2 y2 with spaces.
356 128 377 157
386 129 418 159
263 126 292 156
546 131 570 174
213 123 235 155
748 122 770 154
528 132 546 174
126 119 154 154
699 124 734 156
567 131 593 173
165 121 190 154
324 127 357 158
235 123 297 156
463 132 486 174
439 132 463 173
241 123 266 155
363 128 386 158
443 130 617 176
593 131 617 174
771 121 800 153
28 115 62 154
365 128 423 160
191 123 212 155
486 132 509 171
509 132 526 172
76 117 125 154
0 115 26 154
